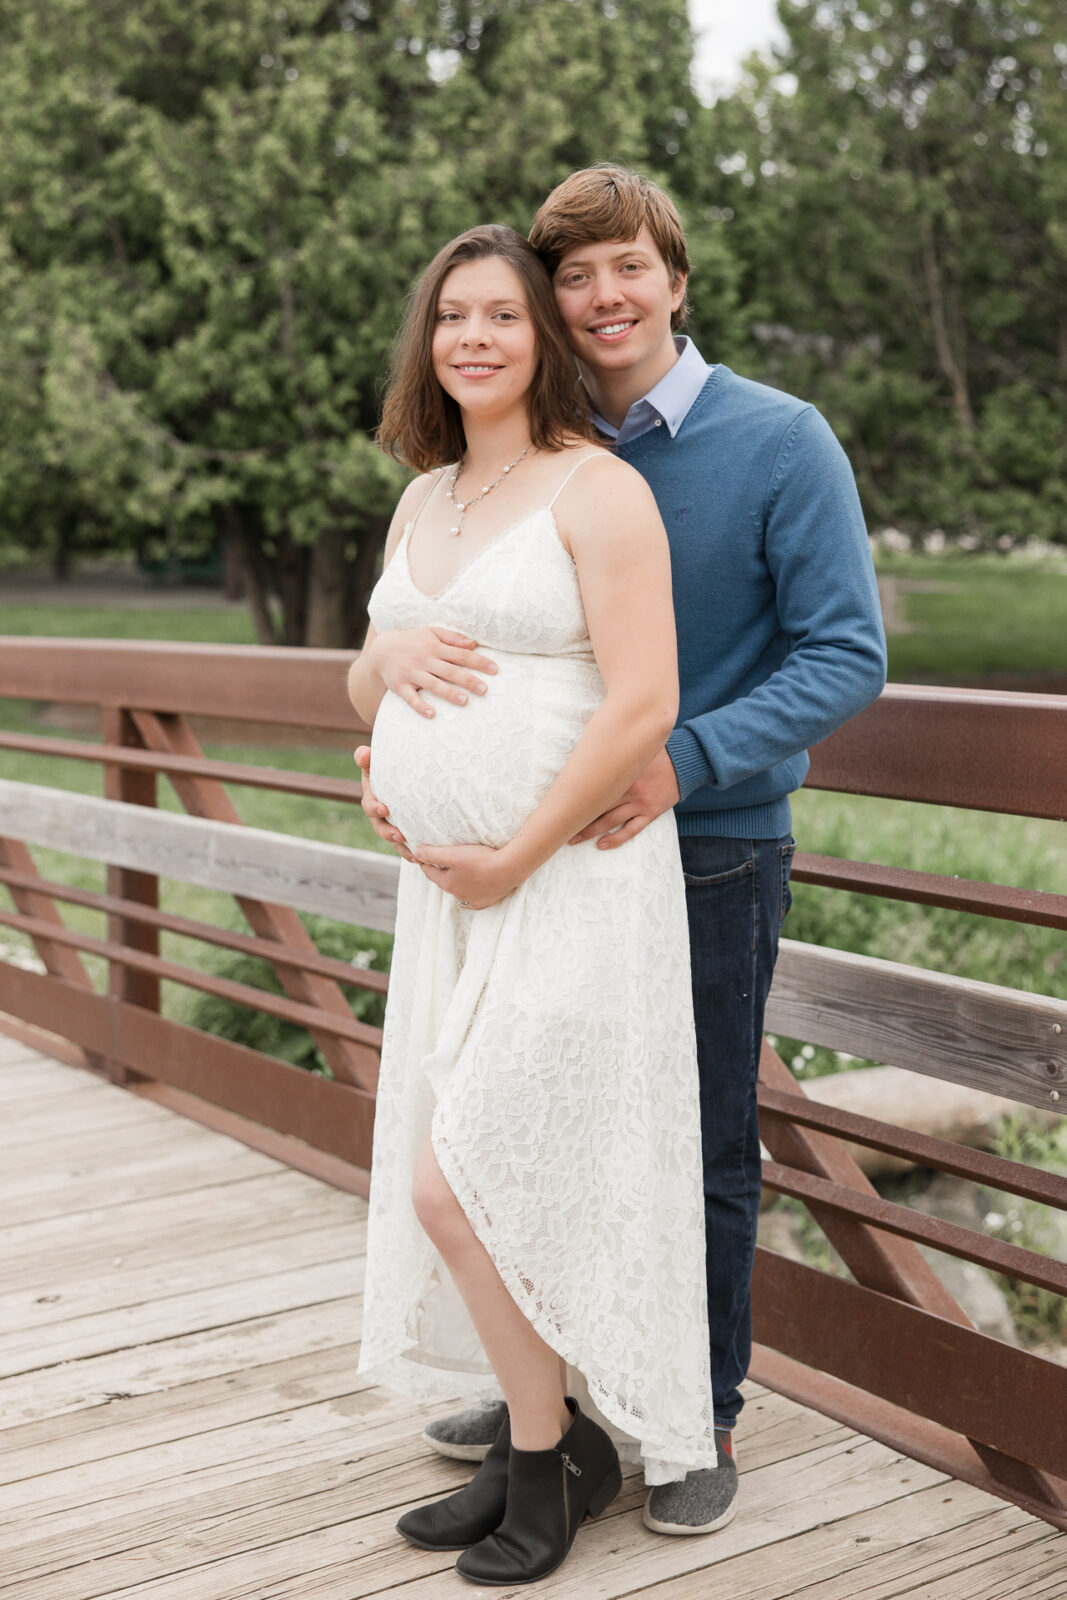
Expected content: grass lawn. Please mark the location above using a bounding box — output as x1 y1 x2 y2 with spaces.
0 601 258 644
875 553 1067 683
3 549 1067 682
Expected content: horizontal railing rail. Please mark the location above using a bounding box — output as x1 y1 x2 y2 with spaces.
1 637 1065 1528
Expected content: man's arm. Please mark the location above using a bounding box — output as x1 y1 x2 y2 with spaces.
573 406 886 848
667 404 886 799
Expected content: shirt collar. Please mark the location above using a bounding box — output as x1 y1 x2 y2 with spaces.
593 336 712 441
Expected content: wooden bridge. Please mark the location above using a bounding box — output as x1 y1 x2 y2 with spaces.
1 638 1066 1596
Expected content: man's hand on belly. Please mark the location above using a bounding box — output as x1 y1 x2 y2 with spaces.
567 746 680 850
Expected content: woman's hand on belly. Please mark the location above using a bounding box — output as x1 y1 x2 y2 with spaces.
412 842 524 911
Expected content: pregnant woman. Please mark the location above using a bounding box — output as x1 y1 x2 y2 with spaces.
347 225 715 1585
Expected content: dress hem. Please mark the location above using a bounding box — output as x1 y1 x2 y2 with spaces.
426 1124 717 1485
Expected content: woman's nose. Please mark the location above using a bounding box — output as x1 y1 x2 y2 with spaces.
461 318 493 346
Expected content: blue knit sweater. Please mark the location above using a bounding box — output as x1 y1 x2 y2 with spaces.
618 365 887 839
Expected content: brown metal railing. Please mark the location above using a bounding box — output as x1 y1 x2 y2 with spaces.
0 636 1065 1528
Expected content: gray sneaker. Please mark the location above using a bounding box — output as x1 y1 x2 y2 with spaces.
422 1399 509 1462
643 1429 738 1535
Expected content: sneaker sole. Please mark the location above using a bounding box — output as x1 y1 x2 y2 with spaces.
642 1498 738 1536
420 1429 492 1462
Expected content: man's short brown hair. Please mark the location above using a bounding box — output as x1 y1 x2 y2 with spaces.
529 165 690 331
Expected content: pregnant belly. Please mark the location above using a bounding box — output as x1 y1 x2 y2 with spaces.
370 653 602 850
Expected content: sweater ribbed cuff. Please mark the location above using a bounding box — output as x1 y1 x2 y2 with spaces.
666 726 715 801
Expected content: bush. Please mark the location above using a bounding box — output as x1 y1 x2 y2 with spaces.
186 915 393 1076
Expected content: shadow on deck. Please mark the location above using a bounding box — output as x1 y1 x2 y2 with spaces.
3 1036 1064 1600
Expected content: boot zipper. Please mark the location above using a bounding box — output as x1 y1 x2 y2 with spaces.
561 1453 581 1544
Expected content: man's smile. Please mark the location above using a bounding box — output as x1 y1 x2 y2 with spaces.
588 319 638 342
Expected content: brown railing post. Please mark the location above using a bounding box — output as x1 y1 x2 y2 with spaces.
101 706 159 1084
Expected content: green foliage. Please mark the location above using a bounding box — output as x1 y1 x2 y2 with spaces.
1 0 1063 633
184 915 393 1073
986 1112 1067 1346
0 0 709 638
699 0 1067 545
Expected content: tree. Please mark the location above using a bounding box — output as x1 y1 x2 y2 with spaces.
1 0 739 640
688 0 1067 543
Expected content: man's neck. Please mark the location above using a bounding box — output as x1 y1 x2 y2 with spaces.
580 335 682 429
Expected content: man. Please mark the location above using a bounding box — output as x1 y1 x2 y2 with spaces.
357 166 887 1535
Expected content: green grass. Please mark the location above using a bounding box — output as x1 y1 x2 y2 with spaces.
4 549 1067 683
878 554 1067 683
0 603 257 644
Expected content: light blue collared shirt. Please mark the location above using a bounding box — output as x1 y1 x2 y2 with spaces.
593 336 713 446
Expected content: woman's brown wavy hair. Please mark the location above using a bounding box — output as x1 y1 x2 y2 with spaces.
378 225 597 471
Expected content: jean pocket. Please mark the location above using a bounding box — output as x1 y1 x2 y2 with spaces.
683 857 755 889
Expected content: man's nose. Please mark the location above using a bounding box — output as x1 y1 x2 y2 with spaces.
591 273 624 307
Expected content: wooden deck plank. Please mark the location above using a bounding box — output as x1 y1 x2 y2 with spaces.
12 1436 950 1600
0 1343 364 1477
3 1139 280 1226
0 1256 360 1380
631 1486 1052 1599
0 1221 359 1352
0 1169 360 1280
1 1420 934 1600
3 1040 1063 1600
0 1297 362 1426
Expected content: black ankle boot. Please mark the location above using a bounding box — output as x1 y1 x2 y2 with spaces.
455 1398 622 1585
397 1412 511 1550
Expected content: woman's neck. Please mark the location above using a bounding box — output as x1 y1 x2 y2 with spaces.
457 409 534 479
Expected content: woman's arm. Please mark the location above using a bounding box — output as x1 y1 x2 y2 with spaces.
345 476 429 725
415 458 679 905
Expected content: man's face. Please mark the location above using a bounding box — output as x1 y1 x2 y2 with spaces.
551 226 686 379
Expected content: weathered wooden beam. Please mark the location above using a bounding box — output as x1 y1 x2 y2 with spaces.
0 780 400 932
768 938 1067 1112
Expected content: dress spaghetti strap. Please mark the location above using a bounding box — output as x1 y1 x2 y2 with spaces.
407 467 449 533
547 449 614 509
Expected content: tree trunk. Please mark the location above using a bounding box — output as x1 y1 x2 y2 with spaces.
349 515 389 644
52 516 74 581
305 526 351 648
918 213 975 435
276 531 308 646
223 523 245 601
229 513 278 646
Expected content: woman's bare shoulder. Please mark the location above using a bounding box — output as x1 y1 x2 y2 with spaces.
394 469 444 523
562 448 660 513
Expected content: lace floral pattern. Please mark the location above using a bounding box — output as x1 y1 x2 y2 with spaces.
357 498 717 1483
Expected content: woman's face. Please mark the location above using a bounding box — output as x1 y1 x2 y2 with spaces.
432 256 539 423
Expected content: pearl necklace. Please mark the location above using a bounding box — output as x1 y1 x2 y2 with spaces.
446 447 528 536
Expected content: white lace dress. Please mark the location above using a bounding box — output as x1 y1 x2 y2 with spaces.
357 462 717 1483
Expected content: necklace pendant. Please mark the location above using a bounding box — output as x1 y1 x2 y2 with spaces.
450 524 461 536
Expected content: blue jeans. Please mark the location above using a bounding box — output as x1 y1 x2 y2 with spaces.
679 832 795 1432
